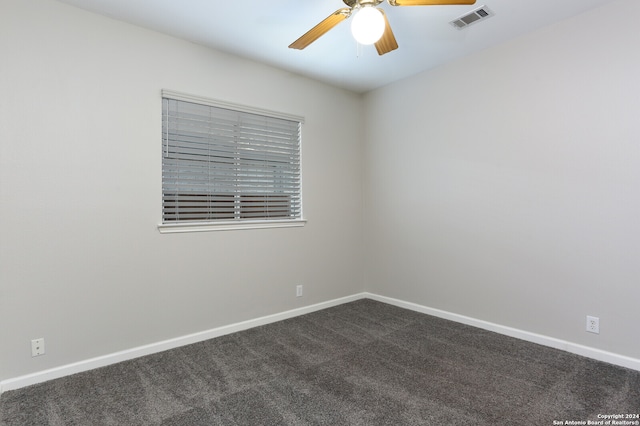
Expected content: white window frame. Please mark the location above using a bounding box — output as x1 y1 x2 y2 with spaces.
158 90 305 233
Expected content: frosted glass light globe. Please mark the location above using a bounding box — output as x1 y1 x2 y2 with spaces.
350 6 385 45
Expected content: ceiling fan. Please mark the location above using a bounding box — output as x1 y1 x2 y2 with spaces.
289 0 476 56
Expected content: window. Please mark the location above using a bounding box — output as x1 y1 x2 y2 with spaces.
159 90 304 233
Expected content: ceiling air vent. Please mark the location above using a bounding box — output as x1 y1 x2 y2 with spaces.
450 5 494 30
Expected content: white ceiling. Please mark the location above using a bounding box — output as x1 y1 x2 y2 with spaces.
56 0 617 93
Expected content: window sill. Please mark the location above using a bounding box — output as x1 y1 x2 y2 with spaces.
157 219 307 234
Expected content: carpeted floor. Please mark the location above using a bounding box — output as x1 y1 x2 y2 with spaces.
1 299 639 425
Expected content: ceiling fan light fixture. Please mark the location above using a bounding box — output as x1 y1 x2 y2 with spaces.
350 6 385 45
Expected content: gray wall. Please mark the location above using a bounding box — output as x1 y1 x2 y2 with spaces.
2 0 639 386
0 0 364 381
363 0 640 359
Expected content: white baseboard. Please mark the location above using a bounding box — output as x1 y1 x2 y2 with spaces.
364 292 640 372
2 291 638 394
0 293 367 394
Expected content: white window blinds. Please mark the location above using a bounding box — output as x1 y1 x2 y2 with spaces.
162 92 302 224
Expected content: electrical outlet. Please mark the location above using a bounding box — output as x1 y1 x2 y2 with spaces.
296 285 303 297
586 316 600 334
31 338 45 357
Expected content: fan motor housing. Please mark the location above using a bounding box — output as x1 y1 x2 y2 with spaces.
343 0 384 7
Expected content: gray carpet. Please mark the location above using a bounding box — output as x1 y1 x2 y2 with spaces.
1 299 639 425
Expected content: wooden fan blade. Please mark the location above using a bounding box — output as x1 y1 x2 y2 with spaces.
388 0 475 6
289 8 351 50
375 10 398 56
